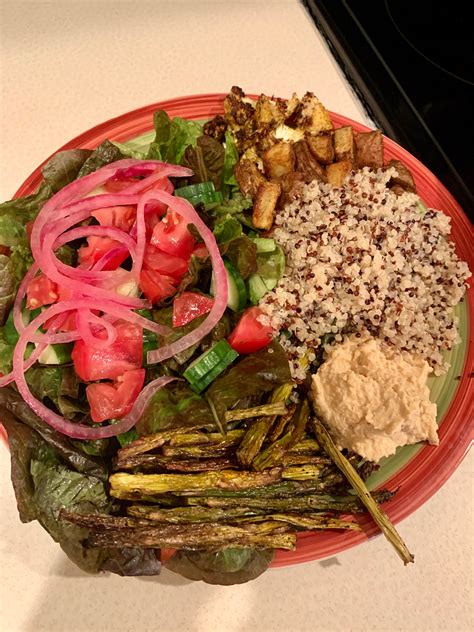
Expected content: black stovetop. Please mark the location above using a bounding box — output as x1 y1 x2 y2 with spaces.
303 0 474 217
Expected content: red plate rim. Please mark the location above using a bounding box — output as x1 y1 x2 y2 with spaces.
2 93 473 567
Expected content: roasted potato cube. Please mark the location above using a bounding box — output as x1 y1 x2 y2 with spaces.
354 130 384 169
298 93 333 133
306 132 334 165
293 140 325 183
333 126 355 162
386 159 416 193
235 159 266 199
278 172 305 207
263 142 296 180
253 181 281 230
326 160 352 187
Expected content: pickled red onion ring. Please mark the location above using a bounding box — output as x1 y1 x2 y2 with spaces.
143 191 228 364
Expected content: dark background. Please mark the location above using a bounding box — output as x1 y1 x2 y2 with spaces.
303 0 474 217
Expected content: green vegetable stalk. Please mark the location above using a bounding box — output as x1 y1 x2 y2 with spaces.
311 419 414 565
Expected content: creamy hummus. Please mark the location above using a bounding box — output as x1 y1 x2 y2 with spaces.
311 336 438 462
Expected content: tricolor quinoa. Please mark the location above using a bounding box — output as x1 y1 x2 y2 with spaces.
259 167 471 378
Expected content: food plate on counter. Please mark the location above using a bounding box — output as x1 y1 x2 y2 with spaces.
0 93 474 578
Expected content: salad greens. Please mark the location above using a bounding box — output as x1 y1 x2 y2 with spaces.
165 548 274 585
147 110 202 165
0 102 406 587
0 110 291 584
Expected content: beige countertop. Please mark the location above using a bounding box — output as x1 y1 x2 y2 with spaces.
0 2 472 631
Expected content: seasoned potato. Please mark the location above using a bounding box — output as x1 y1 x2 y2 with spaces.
333 126 355 162
263 142 296 180
253 181 281 230
293 140 325 183
306 132 334 165
255 94 286 127
298 92 333 134
386 159 416 193
235 159 266 199
326 160 352 187
278 171 305 207
354 130 384 169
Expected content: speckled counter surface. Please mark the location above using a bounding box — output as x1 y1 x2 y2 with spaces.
0 2 472 631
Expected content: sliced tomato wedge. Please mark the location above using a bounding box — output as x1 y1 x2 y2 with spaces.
91 205 136 232
78 236 129 271
172 292 214 328
71 320 143 381
228 307 274 354
86 369 145 423
26 274 59 309
151 209 195 259
103 176 140 193
192 243 209 260
143 244 189 280
139 270 177 304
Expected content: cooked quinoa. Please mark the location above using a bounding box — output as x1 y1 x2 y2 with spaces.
258 167 471 378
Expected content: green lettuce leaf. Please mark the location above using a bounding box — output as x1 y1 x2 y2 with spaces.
41 149 93 193
111 140 147 160
165 548 274 585
183 135 225 191
77 140 126 178
222 130 239 197
25 366 87 420
147 110 202 165
0 181 52 244
206 340 291 422
1 409 160 576
213 214 242 245
0 388 107 480
223 235 257 279
136 381 213 436
0 245 33 325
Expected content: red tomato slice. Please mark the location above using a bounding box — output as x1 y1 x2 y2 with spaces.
43 311 76 332
172 292 214 327
91 205 136 232
103 176 140 193
26 274 59 309
78 236 128 271
86 369 145 423
228 307 274 354
72 320 143 381
139 270 177 304
143 244 188 280
151 209 195 259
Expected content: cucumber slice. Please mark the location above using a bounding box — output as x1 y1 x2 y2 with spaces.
175 182 223 207
253 238 276 253
188 349 239 393
37 343 72 365
175 182 216 198
248 274 269 305
211 259 247 312
183 340 239 393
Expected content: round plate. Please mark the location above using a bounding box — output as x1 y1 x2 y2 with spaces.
7 94 474 567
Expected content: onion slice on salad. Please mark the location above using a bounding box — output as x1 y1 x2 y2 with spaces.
2 159 230 439
11 297 180 439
